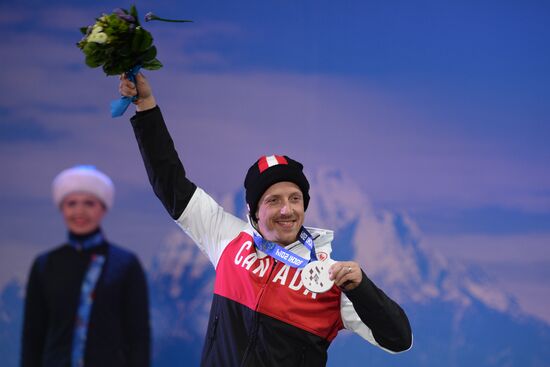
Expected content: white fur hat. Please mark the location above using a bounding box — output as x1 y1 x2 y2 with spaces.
52 165 115 210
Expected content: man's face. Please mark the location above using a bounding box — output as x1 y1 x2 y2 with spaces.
60 192 106 235
256 181 305 246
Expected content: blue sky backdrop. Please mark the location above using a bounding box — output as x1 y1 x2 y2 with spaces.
1 0 549 329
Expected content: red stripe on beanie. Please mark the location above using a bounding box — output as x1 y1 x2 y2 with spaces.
276 155 288 165
258 155 288 173
258 156 269 172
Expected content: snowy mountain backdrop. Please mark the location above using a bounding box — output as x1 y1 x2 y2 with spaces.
1 168 549 366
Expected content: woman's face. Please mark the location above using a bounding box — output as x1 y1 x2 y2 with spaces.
60 192 106 235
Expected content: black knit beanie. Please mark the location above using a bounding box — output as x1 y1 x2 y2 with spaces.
244 155 310 221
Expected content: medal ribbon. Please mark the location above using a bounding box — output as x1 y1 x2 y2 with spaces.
253 226 317 268
71 254 105 367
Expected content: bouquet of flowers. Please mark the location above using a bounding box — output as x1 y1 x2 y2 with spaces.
78 6 164 76
77 6 191 116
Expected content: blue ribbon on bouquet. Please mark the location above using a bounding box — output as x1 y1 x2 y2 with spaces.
110 64 141 118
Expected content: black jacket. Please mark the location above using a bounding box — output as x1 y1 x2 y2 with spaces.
21 238 150 367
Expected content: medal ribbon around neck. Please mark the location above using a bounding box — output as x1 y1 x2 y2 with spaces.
253 226 317 268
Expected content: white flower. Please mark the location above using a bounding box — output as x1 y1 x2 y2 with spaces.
87 31 108 44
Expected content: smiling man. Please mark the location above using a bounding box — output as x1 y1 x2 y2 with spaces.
120 73 412 366
254 181 305 245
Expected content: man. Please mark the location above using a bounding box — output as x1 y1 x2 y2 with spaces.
21 166 150 367
120 74 412 366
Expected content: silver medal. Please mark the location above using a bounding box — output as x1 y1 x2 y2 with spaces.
301 259 336 293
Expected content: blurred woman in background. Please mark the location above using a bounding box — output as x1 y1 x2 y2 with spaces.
21 165 150 367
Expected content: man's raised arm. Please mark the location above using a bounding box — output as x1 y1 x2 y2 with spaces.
120 73 196 219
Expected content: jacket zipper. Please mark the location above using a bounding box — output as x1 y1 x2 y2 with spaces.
240 260 279 366
204 315 219 358
300 346 307 367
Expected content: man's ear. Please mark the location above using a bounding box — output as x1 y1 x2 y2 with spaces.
247 203 257 223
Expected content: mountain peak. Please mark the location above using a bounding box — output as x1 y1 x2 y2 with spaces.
306 168 518 315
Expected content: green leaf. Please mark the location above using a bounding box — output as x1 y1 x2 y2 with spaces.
130 28 144 52
83 42 98 54
142 58 163 70
117 43 133 57
140 46 157 62
140 32 153 51
121 60 136 73
131 28 153 52
130 5 140 26
102 58 127 76
85 54 102 68
102 63 114 75
80 27 89 35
